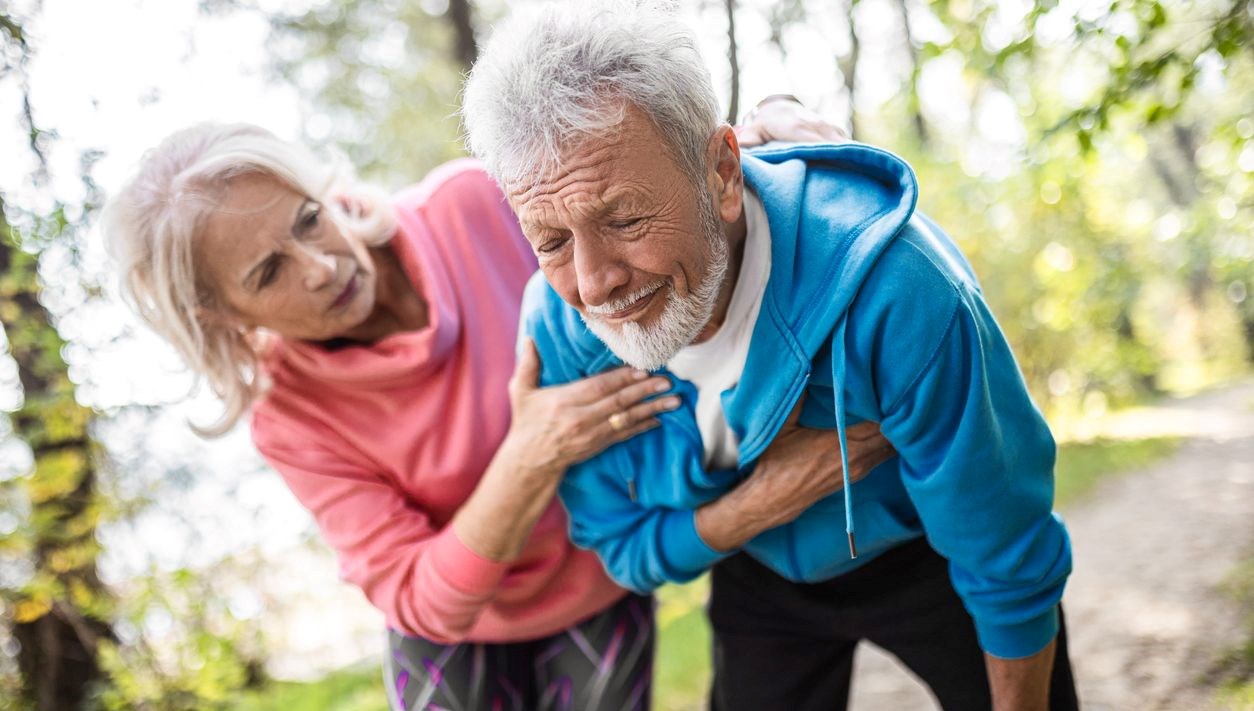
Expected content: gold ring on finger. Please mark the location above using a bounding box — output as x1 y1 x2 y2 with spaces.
608 411 628 431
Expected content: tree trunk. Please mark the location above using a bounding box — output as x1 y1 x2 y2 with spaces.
1149 154 1194 208
724 0 741 124
838 0 861 139
445 0 477 74
892 0 929 146
1163 122 1213 308
1 197 115 711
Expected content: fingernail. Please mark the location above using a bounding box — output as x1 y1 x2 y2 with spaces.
653 379 671 393
633 369 649 380
663 396 681 408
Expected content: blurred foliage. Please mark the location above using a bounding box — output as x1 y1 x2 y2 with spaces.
0 7 264 711
1 8 116 707
866 0 1254 420
91 565 268 711
218 0 500 187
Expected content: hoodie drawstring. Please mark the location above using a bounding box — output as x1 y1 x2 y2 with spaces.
831 315 857 558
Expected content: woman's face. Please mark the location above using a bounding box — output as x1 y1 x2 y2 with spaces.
195 172 378 341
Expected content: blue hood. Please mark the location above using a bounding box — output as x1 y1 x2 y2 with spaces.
728 143 918 557
739 143 918 358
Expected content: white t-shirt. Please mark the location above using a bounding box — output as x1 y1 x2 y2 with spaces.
666 188 772 469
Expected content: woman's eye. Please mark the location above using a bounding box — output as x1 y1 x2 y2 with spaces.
258 259 281 288
299 207 320 233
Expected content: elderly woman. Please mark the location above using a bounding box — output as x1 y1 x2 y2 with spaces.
101 102 874 709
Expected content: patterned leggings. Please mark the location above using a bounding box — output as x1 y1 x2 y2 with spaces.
384 594 654 711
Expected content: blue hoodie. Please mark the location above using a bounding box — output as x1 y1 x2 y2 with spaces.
521 142 1072 660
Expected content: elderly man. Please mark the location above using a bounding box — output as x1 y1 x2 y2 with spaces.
464 2 1078 710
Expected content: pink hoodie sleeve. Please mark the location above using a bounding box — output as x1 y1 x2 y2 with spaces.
251 414 511 643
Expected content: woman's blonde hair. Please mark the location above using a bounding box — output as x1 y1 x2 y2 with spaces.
102 123 396 437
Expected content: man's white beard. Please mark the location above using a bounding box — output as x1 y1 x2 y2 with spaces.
584 197 729 371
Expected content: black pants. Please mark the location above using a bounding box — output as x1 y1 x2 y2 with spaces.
385 593 654 711
708 538 1079 711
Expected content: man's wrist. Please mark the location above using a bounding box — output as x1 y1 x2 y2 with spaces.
694 502 738 552
984 640 1055 711
695 483 785 552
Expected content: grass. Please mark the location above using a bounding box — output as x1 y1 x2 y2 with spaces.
653 577 713 711
1213 561 1254 710
229 666 388 711
235 436 1181 711
1053 436 1180 507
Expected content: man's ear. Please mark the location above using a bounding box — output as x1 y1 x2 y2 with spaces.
706 124 744 225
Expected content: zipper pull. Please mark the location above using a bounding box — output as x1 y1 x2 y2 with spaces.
628 478 637 502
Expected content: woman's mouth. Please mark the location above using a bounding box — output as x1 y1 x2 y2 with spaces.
330 272 359 311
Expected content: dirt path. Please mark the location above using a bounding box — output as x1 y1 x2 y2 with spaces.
849 381 1254 711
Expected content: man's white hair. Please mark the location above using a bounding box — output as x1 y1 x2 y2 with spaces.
102 123 395 437
462 0 722 190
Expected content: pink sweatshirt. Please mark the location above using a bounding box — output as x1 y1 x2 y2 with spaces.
250 160 626 644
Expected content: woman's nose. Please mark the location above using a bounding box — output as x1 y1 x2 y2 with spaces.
299 247 337 291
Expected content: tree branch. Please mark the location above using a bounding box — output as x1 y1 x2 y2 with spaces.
725 0 741 124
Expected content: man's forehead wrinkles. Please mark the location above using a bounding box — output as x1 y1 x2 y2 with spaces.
509 138 627 201
518 201 566 234
512 170 605 210
517 175 622 226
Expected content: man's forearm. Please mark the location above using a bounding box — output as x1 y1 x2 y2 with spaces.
985 639 1056 711
696 422 895 552
694 474 802 551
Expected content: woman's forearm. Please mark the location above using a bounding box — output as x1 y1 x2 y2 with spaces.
451 438 565 562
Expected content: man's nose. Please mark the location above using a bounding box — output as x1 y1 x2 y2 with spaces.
573 236 630 308
297 246 337 291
